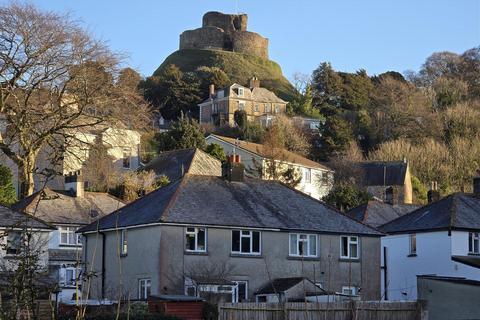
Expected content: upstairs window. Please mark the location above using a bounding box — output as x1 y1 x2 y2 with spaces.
138 278 151 300
274 105 280 113
122 148 131 169
238 87 244 97
289 234 318 257
265 104 271 113
59 226 81 246
238 102 246 111
185 227 206 252
469 232 479 254
341 236 359 259
304 168 312 184
409 234 417 255
6 232 23 255
232 230 260 255
254 104 259 112
120 229 128 256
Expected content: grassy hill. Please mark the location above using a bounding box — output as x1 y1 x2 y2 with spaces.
154 49 296 101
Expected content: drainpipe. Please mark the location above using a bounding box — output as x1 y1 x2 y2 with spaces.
100 232 106 300
381 246 388 300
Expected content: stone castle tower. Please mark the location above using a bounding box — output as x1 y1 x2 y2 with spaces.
179 11 269 59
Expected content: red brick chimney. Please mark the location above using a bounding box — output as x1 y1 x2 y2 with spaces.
222 154 244 182
249 76 260 89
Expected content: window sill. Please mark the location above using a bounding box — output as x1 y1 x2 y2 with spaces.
468 253 480 256
230 253 263 259
120 253 128 258
287 256 320 261
339 258 360 262
407 254 417 257
184 251 208 256
59 244 82 248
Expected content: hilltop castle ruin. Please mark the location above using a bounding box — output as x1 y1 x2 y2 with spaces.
180 11 269 59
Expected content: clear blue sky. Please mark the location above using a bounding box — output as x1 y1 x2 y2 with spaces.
7 0 480 80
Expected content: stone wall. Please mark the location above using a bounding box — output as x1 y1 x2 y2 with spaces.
232 31 269 59
179 11 269 59
202 11 247 32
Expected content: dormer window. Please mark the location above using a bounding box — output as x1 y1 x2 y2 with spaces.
238 87 244 97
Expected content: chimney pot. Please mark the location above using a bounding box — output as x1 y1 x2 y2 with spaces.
427 181 440 203
64 171 84 197
249 76 260 89
209 84 215 98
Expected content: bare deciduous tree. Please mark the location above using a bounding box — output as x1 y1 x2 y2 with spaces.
0 2 150 197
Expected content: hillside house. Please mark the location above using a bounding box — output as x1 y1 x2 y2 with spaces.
205 134 334 200
12 173 125 302
79 158 382 303
360 160 413 204
0 124 141 197
198 78 287 127
380 175 480 301
347 201 420 228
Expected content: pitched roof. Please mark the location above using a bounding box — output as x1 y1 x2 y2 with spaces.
208 134 332 171
251 87 286 104
0 205 53 230
140 148 221 182
452 255 480 269
417 275 480 287
49 249 79 262
360 161 408 186
347 200 420 228
200 84 287 105
380 193 480 234
12 188 125 225
255 277 314 295
79 174 382 236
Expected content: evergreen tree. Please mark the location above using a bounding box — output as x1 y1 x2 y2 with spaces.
322 182 372 212
205 143 226 162
311 62 343 110
156 115 206 151
0 164 17 206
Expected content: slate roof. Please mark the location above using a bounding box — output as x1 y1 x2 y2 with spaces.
208 134 332 171
79 175 382 236
451 255 480 269
255 277 318 295
12 188 125 225
0 205 53 230
347 200 420 228
380 193 480 234
417 275 480 287
200 84 287 104
49 249 79 262
140 148 221 182
360 161 408 186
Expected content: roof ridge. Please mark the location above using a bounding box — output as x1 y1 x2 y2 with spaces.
159 174 191 222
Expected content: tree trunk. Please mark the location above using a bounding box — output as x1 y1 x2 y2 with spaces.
21 153 37 198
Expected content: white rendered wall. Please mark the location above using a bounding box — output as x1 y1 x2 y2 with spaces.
381 230 480 301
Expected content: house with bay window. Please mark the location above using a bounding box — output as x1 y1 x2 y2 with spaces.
79 160 382 303
380 175 480 301
12 174 124 302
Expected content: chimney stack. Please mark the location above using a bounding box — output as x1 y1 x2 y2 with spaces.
385 186 398 205
209 84 215 98
65 171 84 197
473 171 480 196
427 181 440 203
222 154 244 182
249 76 260 89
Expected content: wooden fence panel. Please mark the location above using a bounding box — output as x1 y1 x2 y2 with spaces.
218 301 421 320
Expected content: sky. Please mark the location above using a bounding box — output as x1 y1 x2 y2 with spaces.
6 0 479 80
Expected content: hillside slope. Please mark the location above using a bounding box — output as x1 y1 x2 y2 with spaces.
154 49 296 101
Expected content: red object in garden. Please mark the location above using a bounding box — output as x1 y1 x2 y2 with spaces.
148 295 205 320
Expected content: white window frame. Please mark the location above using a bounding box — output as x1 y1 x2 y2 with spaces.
409 234 417 255
341 286 357 296
238 87 244 97
231 230 261 255
234 281 248 302
59 226 81 246
122 148 131 169
274 105 280 114
120 229 128 256
138 278 151 300
185 227 207 252
238 101 246 111
304 168 312 184
340 236 359 259
5 231 23 255
254 104 259 112
289 233 318 257
469 232 479 254
265 104 271 113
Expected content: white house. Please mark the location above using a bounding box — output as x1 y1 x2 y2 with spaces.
205 134 334 200
380 177 480 301
12 174 125 302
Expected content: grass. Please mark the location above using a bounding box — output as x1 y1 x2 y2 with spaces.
154 49 297 101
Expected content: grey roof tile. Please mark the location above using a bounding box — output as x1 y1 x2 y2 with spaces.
0 205 53 230
361 161 408 186
79 175 382 236
347 201 420 228
380 193 480 233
